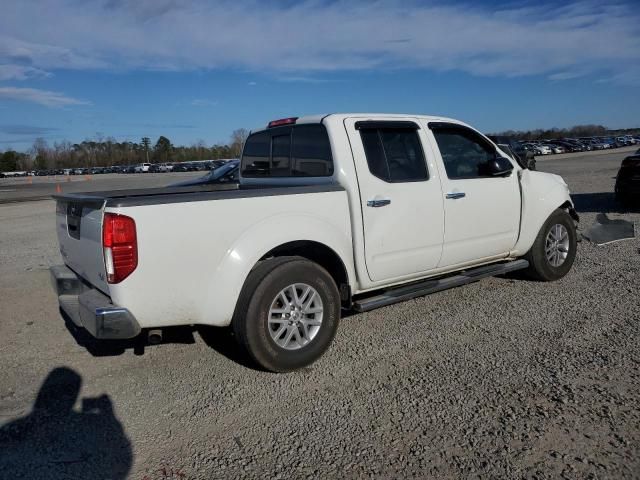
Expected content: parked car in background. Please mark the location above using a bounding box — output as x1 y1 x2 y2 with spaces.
603 137 622 148
134 163 152 173
169 159 240 187
535 144 553 155
148 163 172 173
555 140 583 152
487 136 536 170
544 144 565 154
497 143 536 170
172 162 192 172
615 155 640 206
577 140 593 151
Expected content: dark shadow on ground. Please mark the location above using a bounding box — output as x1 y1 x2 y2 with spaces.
0 367 132 479
61 308 195 357
571 192 638 214
60 308 261 370
197 326 262 371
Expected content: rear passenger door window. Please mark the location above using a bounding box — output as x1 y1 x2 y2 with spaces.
358 126 428 182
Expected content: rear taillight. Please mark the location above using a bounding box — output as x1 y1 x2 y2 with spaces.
102 213 137 283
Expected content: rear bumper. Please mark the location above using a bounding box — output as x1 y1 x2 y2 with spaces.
50 265 141 339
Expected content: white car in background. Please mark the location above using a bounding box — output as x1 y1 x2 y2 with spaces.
547 144 565 154
134 163 151 173
535 145 552 155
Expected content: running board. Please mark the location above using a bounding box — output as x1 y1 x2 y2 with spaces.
352 259 529 313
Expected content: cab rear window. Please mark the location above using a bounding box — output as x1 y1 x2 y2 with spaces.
241 124 333 177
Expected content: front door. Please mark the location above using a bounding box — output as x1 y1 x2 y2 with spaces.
345 118 445 282
427 123 521 267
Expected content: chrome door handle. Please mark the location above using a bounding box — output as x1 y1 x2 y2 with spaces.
445 192 466 199
367 199 391 207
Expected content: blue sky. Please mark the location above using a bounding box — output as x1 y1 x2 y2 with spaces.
1 0 639 151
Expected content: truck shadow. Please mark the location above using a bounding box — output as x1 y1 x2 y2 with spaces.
61 309 196 357
197 326 263 371
0 367 132 479
61 309 261 369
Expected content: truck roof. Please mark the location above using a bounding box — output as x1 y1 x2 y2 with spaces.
252 113 466 133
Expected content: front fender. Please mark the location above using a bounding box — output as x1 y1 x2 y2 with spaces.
512 170 574 256
200 213 354 327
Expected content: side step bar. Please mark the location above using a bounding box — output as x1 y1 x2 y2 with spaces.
353 259 529 313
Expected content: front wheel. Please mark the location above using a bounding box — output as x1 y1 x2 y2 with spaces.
523 209 577 281
232 256 341 372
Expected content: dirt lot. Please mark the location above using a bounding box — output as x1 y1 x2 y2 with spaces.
0 149 638 479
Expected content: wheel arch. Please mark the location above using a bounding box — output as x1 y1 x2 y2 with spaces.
259 240 352 306
200 213 355 327
512 170 576 256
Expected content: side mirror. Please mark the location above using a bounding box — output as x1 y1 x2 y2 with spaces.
487 154 514 177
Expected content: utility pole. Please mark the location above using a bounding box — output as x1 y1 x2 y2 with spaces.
141 137 150 163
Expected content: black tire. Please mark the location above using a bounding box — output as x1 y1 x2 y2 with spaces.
523 209 577 281
232 256 341 372
615 183 633 207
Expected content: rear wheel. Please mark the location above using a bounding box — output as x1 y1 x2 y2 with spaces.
232 256 340 372
523 209 577 281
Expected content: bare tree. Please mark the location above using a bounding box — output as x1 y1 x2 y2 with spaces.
30 138 49 170
230 128 249 158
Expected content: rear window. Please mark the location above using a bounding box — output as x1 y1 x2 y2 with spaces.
241 124 333 177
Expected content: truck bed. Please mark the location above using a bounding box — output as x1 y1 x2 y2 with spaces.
52 182 351 329
53 183 344 208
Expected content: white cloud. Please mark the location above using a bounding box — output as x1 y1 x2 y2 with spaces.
0 87 91 107
0 1 638 84
0 65 51 81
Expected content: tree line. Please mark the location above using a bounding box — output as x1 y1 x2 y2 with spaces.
489 124 640 141
2 124 639 173
0 129 249 172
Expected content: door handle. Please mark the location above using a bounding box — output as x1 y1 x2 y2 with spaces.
445 192 466 199
367 198 391 207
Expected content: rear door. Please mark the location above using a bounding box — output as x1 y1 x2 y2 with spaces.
345 118 444 282
426 122 521 267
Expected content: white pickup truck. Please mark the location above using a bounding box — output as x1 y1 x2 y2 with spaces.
51 114 578 372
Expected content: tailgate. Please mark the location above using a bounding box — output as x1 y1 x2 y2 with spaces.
55 195 110 295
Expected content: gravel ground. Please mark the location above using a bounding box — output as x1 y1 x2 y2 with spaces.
0 149 638 479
